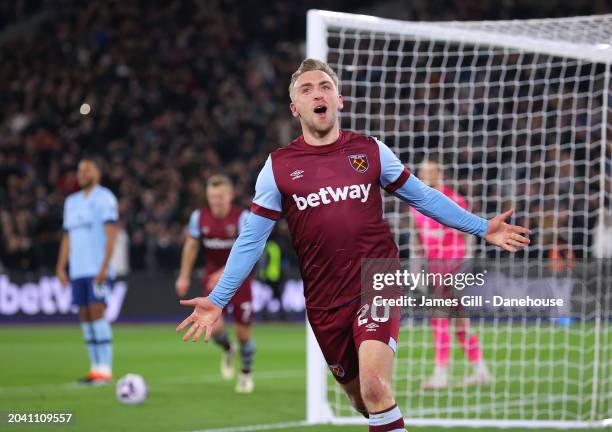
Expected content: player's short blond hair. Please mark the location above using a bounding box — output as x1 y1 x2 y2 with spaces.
289 58 339 101
207 174 233 189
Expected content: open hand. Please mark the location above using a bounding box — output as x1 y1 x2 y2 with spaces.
484 209 530 252
176 297 222 343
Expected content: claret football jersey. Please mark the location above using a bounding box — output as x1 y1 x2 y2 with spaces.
250 130 409 310
188 206 249 276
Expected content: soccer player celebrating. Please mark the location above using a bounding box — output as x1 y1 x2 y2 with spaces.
410 160 490 390
175 174 256 393
177 59 529 430
56 159 118 384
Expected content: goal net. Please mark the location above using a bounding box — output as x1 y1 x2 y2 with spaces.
306 10 612 429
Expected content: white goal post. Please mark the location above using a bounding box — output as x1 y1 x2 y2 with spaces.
305 9 611 429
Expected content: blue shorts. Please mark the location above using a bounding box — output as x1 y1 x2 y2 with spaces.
71 277 112 307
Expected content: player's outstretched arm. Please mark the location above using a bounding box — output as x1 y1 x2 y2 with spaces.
177 156 281 342
376 139 530 251
483 209 530 252
395 175 530 251
394 174 488 235
176 212 276 342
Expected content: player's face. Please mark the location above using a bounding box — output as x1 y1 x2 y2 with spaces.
418 161 442 188
77 160 100 189
290 70 343 137
207 184 233 211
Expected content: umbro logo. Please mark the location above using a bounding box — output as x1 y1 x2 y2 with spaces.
366 322 379 332
290 170 304 180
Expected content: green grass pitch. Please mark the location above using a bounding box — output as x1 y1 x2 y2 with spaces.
0 323 604 431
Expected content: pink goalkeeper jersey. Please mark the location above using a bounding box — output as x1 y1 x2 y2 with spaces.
410 186 467 259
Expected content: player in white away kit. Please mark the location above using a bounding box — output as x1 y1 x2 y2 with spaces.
410 160 490 389
56 159 118 384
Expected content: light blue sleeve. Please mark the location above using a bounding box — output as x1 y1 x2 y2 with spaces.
251 155 282 218
187 209 201 238
395 175 489 237
375 138 407 188
100 190 119 224
238 210 250 234
208 213 276 308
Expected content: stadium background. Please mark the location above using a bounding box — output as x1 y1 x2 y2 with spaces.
1 0 611 431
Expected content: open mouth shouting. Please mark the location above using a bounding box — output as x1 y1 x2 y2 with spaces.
313 104 328 118
314 105 327 113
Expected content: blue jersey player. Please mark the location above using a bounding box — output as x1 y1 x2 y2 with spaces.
56 159 118 384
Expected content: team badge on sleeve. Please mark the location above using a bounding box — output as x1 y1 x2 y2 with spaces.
329 364 346 378
348 154 369 173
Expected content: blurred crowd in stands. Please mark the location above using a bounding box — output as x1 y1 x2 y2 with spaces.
1 0 611 274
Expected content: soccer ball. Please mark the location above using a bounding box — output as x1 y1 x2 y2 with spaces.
116 374 148 405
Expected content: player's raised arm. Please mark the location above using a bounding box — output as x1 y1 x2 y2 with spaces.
176 156 281 342
375 139 530 252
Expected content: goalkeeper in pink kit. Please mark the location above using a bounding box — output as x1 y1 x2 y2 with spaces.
177 59 530 431
410 160 490 390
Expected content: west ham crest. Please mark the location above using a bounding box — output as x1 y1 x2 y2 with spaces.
329 364 346 378
348 154 369 173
